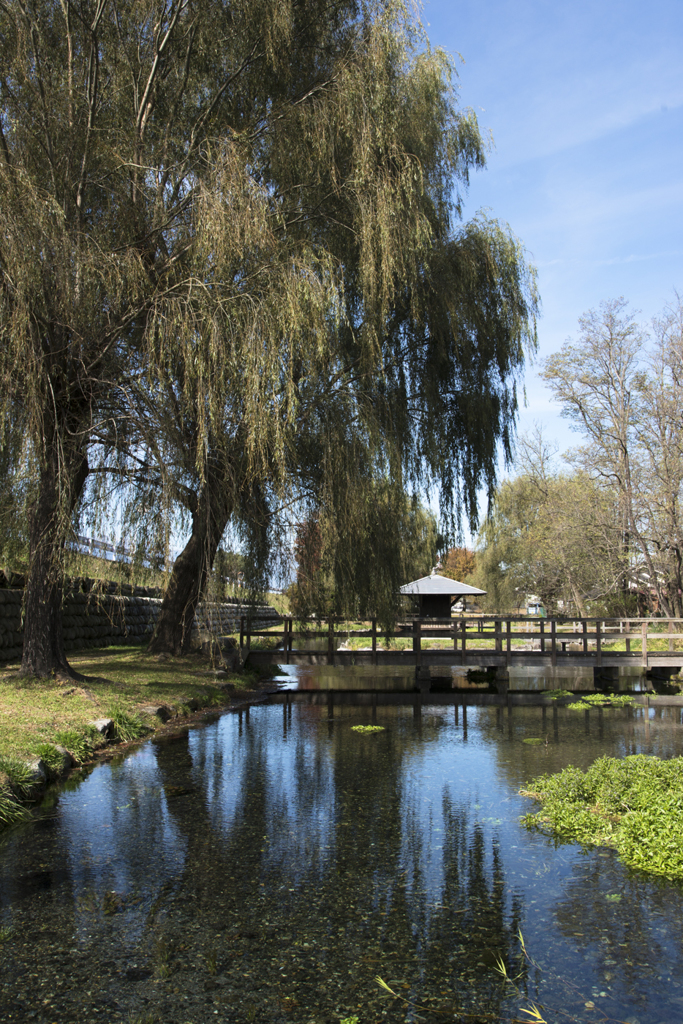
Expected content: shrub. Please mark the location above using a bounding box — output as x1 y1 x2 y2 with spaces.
109 703 148 742
35 743 65 776
53 727 95 764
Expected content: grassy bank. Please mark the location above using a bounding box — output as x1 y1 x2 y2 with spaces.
0 646 267 825
0 647 262 761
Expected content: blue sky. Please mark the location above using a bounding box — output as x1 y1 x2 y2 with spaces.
424 0 683 458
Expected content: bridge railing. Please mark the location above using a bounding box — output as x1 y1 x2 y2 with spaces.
241 615 683 667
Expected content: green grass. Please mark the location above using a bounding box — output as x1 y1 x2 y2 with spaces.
521 754 683 879
0 647 252 762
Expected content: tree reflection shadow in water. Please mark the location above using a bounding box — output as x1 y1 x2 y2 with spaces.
2 702 681 1023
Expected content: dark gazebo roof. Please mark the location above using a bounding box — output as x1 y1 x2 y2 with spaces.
400 573 486 598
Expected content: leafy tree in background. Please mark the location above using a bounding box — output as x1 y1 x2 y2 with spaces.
472 431 627 615
542 296 683 615
0 0 538 672
440 546 476 582
475 471 627 616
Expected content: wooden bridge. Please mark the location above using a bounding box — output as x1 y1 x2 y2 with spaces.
243 615 683 673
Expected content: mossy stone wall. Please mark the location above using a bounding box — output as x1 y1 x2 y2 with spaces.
0 587 280 663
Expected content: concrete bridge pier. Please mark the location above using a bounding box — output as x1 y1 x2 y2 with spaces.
493 667 510 694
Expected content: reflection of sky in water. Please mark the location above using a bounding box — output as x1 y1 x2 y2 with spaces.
57 745 188 943
189 715 338 884
1 701 683 1022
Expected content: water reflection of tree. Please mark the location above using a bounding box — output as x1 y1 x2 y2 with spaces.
150 706 527 1022
0 753 188 1022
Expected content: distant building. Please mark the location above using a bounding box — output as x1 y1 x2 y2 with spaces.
400 571 486 617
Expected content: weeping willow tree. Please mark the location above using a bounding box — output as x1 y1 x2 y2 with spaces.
0 0 538 672
115 5 536 652
289 486 439 627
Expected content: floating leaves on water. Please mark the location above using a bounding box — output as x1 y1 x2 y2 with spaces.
522 738 544 745
605 893 622 902
566 693 635 710
351 725 385 733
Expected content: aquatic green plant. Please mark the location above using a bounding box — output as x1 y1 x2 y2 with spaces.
545 689 573 700
522 738 544 745
0 793 27 825
0 925 13 943
565 693 635 710
351 725 385 733
521 754 683 878
340 1017 360 1024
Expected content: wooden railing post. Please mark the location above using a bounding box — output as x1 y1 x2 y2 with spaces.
452 618 458 652
495 620 502 654
461 618 467 666
240 615 245 650
371 619 377 665
642 621 648 668
582 619 588 655
625 619 631 654
669 620 674 653
540 619 545 653
596 619 601 667
551 619 557 667
328 619 335 666
413 619 422 667
506 619 512 667
285 617 291 665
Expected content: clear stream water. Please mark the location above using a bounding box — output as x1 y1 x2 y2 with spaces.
1 670 683 1024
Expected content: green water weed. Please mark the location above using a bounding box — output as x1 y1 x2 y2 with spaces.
0 792 28 825
521 754 683 878
351 725 384 734
566 693 635 710
205 948 218 975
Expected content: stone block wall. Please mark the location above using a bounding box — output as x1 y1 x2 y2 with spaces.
0 587 281 663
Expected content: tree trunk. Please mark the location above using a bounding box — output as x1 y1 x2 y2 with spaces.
148 488 229 656
21 443 89 678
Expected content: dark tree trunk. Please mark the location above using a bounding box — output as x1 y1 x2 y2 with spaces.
21 441 89 678
148 486 230 656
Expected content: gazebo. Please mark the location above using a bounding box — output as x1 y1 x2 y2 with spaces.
400 571 486 617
